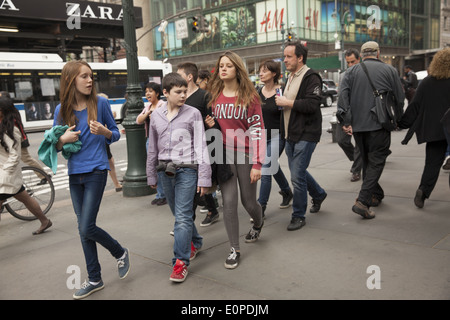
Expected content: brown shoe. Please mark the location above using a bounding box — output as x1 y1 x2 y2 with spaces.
370 196 382 207
352 201 375 219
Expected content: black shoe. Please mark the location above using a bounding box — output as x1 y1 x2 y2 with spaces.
200 212 219 227
287 217 305 231
310 192 327 213
279 190 293 208
350 173 361 182
414 189 425 208
37 178 48 186
157 198 167 206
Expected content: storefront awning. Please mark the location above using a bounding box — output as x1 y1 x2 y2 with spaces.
0 0 142 55
308 55 341 71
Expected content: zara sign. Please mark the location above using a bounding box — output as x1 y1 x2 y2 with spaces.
0 0 142 28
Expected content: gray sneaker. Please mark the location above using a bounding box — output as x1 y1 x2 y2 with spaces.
245 221 263 243
200 212 219 227
73 280 104 300
117 248 131 279
224 247 240 269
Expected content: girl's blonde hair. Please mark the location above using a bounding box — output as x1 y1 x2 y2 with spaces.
208 51 260 109
58 60 97 126
428 48 450 80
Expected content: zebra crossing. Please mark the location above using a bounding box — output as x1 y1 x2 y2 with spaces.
44 159 129 192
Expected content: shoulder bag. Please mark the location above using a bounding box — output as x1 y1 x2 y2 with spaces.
360 61 401 131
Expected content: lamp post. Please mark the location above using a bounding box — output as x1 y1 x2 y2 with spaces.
121 0 153 197
340 9 352 71
280 22 286 80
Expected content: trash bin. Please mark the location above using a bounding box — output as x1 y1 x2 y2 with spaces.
329 113 339 143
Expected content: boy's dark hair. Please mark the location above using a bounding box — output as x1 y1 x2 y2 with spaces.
345 48 360 60
145 82 163 99
162 72 188 92
285 40 308 64
177 62 199 82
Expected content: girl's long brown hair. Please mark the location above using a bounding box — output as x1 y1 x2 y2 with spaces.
208 51 260 109
58 60 97 126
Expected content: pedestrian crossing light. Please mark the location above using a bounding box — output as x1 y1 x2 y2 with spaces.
192 16 200 33
200 15 209 32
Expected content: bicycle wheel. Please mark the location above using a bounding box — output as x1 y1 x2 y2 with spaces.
5 166 55 221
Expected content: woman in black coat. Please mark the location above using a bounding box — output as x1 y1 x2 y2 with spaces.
399 48 450 208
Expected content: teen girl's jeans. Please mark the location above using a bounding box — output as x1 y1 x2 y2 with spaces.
158 168 202 266
285 140 326 219
258 134 291 207
69 170 125 282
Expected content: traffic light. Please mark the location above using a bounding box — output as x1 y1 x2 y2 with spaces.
200 15 209 32
287 32 293 41
192 16 199 33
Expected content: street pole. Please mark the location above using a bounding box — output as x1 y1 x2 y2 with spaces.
280 22 286 82
121 0 153 197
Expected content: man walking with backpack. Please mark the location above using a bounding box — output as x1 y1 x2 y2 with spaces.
337 41 405 219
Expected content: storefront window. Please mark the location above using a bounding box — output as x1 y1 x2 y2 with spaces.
152 0 411 59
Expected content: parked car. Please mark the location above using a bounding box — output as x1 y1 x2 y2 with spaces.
321 82 338 108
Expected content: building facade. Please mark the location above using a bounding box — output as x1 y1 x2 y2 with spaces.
441 0 450 48
139 0 444 81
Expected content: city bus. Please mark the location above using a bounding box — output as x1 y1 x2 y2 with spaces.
0 52 172 131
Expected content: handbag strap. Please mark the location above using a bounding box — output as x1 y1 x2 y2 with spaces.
360 61 380 97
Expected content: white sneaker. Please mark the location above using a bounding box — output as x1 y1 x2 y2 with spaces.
442 156 450 171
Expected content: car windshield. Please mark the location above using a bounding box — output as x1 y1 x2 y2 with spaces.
323 80 336 88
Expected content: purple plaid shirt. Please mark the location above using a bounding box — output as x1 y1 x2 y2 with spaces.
146 102 211 187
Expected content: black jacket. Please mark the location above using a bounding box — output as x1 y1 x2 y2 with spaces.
280 69 323 143
399 76 450 145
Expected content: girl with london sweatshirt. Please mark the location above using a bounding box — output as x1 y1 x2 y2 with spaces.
205 51 266 269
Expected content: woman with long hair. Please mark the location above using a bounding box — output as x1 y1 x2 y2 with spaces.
205 51 265 269
399 47 450 207
0 96 52 234
54 60 130 299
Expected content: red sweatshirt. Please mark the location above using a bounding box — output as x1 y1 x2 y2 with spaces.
212 93 265 170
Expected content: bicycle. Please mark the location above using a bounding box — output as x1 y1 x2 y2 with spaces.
1 166 55 221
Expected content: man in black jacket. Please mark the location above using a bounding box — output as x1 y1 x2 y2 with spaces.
275 41 327 231
338 41 405 219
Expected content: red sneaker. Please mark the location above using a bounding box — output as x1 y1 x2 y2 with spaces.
170 259 188 282
190 242 200 261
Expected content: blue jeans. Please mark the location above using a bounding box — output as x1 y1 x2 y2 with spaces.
146 138 165 199
158 168 202 266
285 140 326 219
69 170 124 282
258 135 291 206
444 129 450 157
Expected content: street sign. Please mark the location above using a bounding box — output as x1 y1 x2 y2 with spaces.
176 18 189 39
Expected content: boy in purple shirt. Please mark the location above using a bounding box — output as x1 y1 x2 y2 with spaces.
146 73 211 282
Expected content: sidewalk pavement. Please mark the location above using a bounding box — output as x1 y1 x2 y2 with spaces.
0 130 449 301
